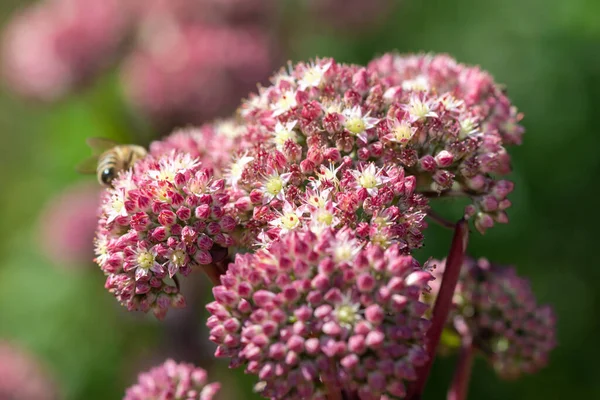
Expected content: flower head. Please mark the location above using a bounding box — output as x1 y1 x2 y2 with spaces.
207 227 432 399
368 53 524 231
427 257 557 379
350 163 390 196
298 61 332 90
229 54 521 238
124 359 220 400
95 151 237 319
342 106 379 142
270 201 305 234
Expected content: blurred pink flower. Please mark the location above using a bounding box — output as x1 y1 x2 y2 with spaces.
0 340 59 400
121 19 276 127
1 0 130 101
37 181 101 268
427 257 557 379
133 0 276 23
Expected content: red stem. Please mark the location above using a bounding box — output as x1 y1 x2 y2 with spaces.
201 246 232 285
447 318 474 400
323 359 344 400
427 209 455 230
324 386 343 400
201 263 223 285
409 219 470 399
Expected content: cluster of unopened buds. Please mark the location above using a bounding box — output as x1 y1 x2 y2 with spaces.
90 53 554 399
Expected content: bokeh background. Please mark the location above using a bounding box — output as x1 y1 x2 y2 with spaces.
0 0 598 398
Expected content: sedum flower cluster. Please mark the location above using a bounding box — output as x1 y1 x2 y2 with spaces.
95 153 236 319
91 53 555 399
368 54 523 232
207 227 432 399
124 359 220 400
96 51 530 329
427 257 557 379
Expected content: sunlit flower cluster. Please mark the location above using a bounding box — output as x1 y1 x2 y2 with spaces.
368 53 524 232
82 50 556 398
428 257 557 379
207 227 432 399
216 58 436 249
124 359 220 400
232 55 524 234
95 152 237 318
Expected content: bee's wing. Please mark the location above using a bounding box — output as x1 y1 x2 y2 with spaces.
75 155 99 174
86 137 119 156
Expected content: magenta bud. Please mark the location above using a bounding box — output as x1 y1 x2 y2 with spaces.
195 204 211 220
419 155 436 172
434 150 454 167
195 250 212 265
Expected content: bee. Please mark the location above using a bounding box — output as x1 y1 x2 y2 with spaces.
77 138 147 187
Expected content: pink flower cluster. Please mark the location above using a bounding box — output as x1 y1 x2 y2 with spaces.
85 52 558 398
121 10 275 127
230 55 522 234
1 0 128 101
220 58 437 249
37 181 101 268
429 257 557 379
2 0 278 128
368 53 524 232
95 152 237 318
0 341 59 400
97 53 525 317
124 359 220 400
207 227 432 399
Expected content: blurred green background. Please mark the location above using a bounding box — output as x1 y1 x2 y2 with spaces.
1 0 598 398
